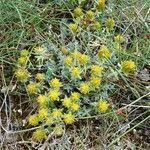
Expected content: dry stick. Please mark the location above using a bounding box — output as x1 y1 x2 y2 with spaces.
122 3 147 35
38 132 54 150
9 141 39 146
122 92 150 109
0 67 15 140
0 66 10 146
3 124 45 134
111 111 146 138
108 115 150 148
122 104 150 108
136 7 150 33
144 7 150 22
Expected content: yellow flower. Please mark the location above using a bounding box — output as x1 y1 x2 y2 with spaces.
26 82 39 94
92 21 101 30
96 100 109 113
53 126 63 136
50 78 62 89
34 46 45 54
78 54 89 65
37 95 48 107
51 109 62 118
48 90 60 101
38 108 49 119
69 23 78 33
72 51 82 59
45 117 54 125
114 34 124 43
91 65 103 76
121 60 136 73
28 114 39 126
98 46 110 58
79 83 90 94
64 56 73 66
15 68 29 81
96 0 105 11
20 50 29 57
62 97 72 108
32 128 46 141
106 18 115 30
35 73 45 81
90 77 101 88
17 57 27 65
70 92 80 101
71 67 81 78
73 7 83 17
63 113 75 124
86 10 94 20
70 103 80 111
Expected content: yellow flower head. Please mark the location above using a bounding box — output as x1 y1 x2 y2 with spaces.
50 78 62 89
64 56 73 66
63 113 75 124
20 50 29 57
96 100 109 113
91 65 103 76
51 109 62 118
48 90 60 101
96 0 105 11
90 77 101 88
62 96 72 108
38 108 49 119
26 82 39 94
15 68 29 81
34 46 45 54
71 103 80 111
37 95 48 107
121 60 136 73
17 57 27 65
78 54 89 65
86 10 94 20
35 73 45 81
45 117 54 125
106 18 115 30
73 7 83 18
69 23 78 33
114 34 124 43
70 92 80 101
32 128 46 141
72 51 82 59
71 67 81 78
98 46 110 58
92 21 101 30
53 126 63 136
28 114 39 126
79 83 90 94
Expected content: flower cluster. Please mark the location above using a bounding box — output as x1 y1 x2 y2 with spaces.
96 100 109 113
121 60 136 73
96 0 106 11
19 46 136 141
14 1 138 142
15 50 30 82
69 1 114 33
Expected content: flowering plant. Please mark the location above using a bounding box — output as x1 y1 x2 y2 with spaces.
14 0 137 141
